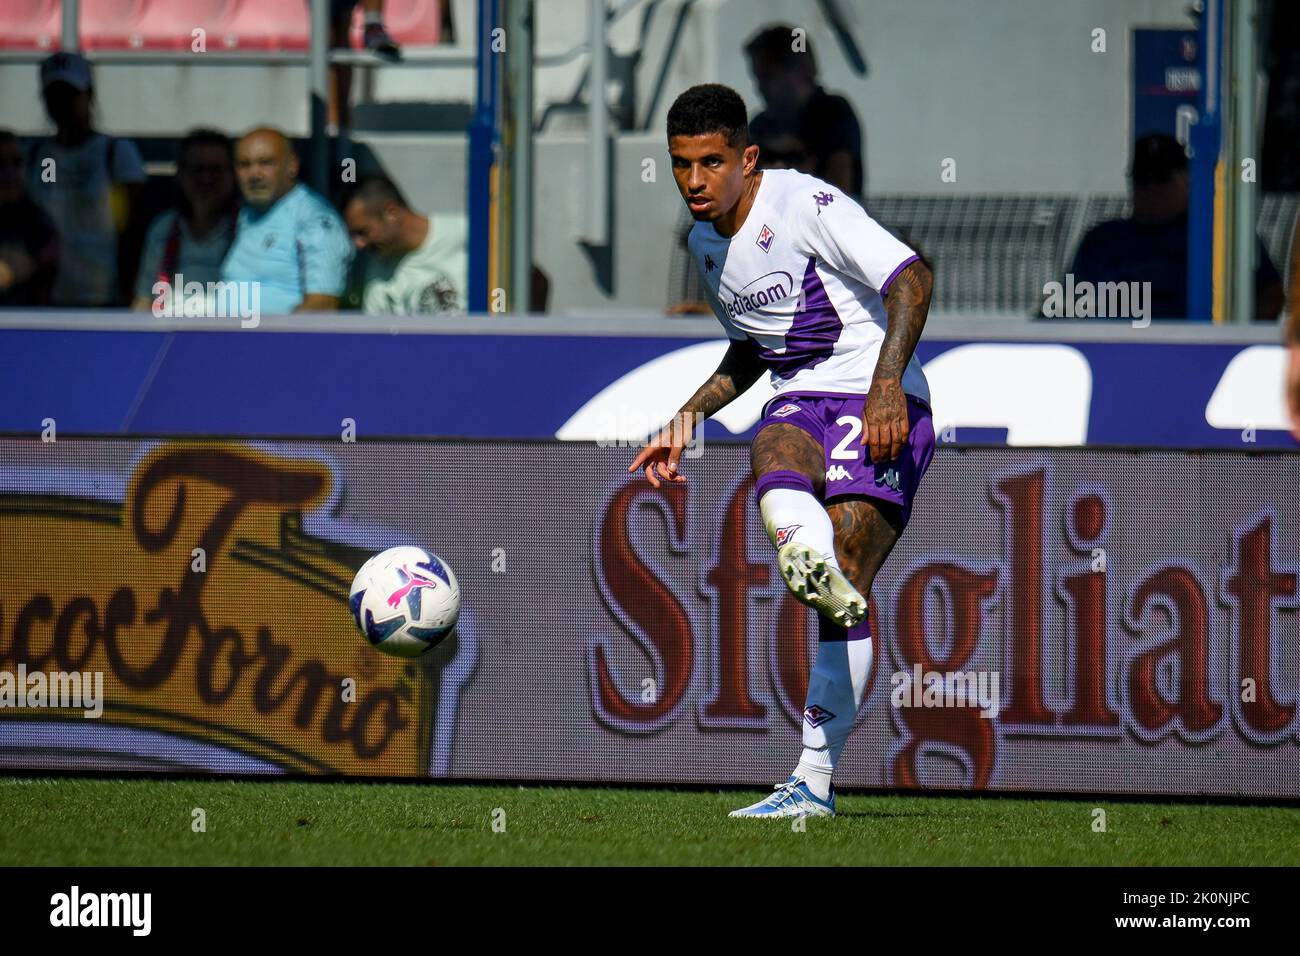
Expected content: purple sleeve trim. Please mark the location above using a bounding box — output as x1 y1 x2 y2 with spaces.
880 254 920 296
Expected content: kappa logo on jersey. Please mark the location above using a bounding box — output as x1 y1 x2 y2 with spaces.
813 191 835 215
803 704 836 727
875 467 902 491
771 403 801 418
774 524 802 547
756 224 775 252
826 465 853 482
704 254 717 273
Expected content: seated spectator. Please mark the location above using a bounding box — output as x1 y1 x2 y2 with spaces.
0 130 60 307
132 129 238 312
341 174 467 314
221 127 353 313
27 52 145 307
1070 134 1284 320
745 24 865 198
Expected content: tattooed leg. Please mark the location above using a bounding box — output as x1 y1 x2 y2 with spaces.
753 424 868 625
746 455 904 809
826 495 904 597
751 422 824 491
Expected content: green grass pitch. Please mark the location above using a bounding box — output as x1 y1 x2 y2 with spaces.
1 776 1296 866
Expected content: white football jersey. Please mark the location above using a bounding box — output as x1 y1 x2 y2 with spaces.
688 168 929 405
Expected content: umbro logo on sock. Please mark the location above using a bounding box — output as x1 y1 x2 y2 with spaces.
803 705 836 727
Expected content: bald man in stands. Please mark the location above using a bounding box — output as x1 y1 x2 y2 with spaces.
221 127 352 313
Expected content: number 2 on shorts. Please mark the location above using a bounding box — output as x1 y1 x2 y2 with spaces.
830 415 862 460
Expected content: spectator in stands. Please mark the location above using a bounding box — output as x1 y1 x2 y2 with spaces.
222 127 352 313
27 52 145 307
341 174 467 314
755 125 817 175
0 130 59 307
132 129 238 312
1070 134 1284 320
745 24 865 198
328 0 402 130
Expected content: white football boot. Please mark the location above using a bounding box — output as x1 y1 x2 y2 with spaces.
729 776 836 819
776 541 867 627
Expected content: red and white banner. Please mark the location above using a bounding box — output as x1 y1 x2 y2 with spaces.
0 438 1295 797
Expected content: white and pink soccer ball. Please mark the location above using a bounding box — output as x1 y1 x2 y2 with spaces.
349 546 461 657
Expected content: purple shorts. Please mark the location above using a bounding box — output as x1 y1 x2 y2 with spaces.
755 392 935 523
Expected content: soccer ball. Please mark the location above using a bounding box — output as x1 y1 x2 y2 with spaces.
349 546 461 657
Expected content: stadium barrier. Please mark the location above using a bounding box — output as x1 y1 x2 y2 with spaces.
0 313 1295 448
0 436 1295 797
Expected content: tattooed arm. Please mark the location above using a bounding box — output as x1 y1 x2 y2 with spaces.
680 337 767 418
863 258 933 463
629 337 766 487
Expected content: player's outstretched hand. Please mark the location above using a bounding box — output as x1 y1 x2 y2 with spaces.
862 377 909 463
628 412 693 488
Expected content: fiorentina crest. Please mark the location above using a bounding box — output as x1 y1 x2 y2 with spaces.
774 524 802 547
803 705 836 727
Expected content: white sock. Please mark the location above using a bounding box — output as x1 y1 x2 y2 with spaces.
364 10 383 26
758 487 841 570
795 632 873 800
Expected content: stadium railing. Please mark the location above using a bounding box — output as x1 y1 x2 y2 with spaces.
0 0 459 191
670 192 1297 317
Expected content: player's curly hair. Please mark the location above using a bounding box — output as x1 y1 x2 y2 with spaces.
666 84 750 150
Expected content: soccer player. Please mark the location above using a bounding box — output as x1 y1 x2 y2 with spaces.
629 84 935 818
